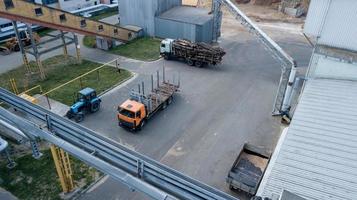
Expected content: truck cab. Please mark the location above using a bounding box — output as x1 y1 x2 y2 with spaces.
160 38 174 57
118 99 147 131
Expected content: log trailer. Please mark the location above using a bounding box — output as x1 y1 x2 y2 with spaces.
160 38 226 67
118 68 180 131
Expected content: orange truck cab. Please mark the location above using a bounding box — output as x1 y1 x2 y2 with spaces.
118 99 147 131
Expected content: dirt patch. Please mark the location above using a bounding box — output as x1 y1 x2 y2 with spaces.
199 0 305 24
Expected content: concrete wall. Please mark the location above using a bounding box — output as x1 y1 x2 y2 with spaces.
119 0 181 36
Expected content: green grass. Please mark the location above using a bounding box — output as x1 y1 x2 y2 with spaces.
0 55 132 105
83 35 97 48
36 28 54 37
83 36 161 61
90 10 118 21
0 149 100 200
109 37 161 61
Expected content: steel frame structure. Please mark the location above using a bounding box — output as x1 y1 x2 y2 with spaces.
213 0 297 115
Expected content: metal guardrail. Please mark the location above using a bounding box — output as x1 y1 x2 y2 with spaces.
0 87 238 200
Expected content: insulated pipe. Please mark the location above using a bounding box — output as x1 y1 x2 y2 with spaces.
0 117 30 140
0 107 176 200
151 75 154 92
142 82 145 96
0 136 8 152
281 61 297 113
157 70 160 88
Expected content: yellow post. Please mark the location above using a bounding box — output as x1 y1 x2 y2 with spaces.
50 145 74 193
9 78 19 95
23 54 32 74
37 59 46 80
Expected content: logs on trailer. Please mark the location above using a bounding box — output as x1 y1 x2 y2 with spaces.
173 39 226 65
160 38 226 67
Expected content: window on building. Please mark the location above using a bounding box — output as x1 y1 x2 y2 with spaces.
42 0 58 4
35 8 43 16
98 25 104 32
80 20 87 27
4 0 14 9
59 14 66 22
113 29 118 35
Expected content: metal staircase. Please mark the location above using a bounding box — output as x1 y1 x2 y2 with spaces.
213 0 297 115
50 145 74 193
0 0 136 42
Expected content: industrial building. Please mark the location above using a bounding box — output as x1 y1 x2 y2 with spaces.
257 0 357 199
119 0 219 42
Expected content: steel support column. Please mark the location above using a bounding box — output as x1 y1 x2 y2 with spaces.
12 21 31 73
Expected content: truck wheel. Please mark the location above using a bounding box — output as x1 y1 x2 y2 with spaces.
75 114 84 123
139 120 146 130
66 111 73 119
167 96 173 105
164 54 170 60
162 101 168 110
195 61 203 68
187 59 194 66
91 102 100 113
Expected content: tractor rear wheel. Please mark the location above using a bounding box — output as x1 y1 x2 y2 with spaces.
75 113 84 123
66 111 74 119
91 102 100 113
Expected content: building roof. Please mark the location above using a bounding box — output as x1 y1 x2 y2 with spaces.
257 78 357 200
304 0 357 52
157 6 212 25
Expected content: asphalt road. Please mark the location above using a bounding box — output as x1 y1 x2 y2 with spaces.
77 26 312 200
0 15 312 200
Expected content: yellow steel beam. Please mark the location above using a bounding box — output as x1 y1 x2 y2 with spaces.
0 0 136 42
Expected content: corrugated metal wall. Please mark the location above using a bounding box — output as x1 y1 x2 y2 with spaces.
155 17 214 43
155 18 196 41
308 54 357 81
197 19 214 43
119 0 180 36
304 0 357 52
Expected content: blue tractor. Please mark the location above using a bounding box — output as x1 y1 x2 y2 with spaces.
66 88 101 122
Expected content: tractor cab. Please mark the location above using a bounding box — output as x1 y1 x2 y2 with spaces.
118 99 146 131
77 88 97 103
66 88 101 122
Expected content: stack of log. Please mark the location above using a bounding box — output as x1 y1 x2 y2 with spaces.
172 39 226 65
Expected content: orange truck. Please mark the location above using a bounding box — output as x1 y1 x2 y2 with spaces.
117 68 180 131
